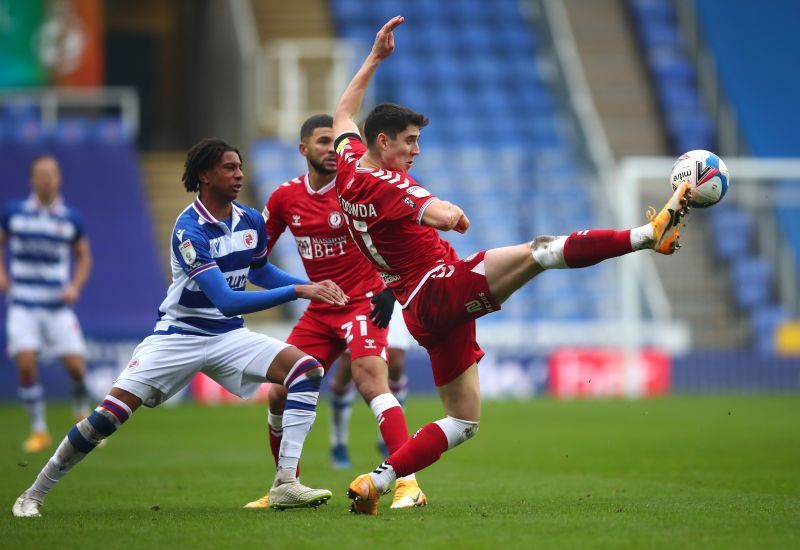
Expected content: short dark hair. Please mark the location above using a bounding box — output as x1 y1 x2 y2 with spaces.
182 138 241 193
364 103 429 148
30 153 57 175
300 114 333 141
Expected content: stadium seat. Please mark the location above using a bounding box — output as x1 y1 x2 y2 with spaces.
708 206 754 262
731 256 774 311
751 305 789 354
54 117 89 145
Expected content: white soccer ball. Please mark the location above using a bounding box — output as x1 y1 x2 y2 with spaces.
670 149 730 208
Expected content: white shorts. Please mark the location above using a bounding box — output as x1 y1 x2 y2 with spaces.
387 301 412 351
113 328 290 408
6 304 86 358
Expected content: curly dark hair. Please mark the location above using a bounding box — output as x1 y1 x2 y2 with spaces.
181 138 241 193
364 103 429 148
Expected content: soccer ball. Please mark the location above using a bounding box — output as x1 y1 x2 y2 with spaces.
670 150 730 208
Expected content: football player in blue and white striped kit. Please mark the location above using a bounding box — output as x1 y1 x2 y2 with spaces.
12 139 349 517
0 155 93 454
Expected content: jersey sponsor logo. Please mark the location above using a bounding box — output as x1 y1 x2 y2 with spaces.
379 271 401 284
339 197 377 218
179 239 197 265
295 235 347 259
242 229 256 249
406 186 431 198
292 214 301 226
225 273 248 289
328 211 344 229
295 236 312 259
402 196 416 209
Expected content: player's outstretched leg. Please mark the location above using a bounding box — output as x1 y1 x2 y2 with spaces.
484 181 691 305
267 355 332 510
530 181 691 271
12 393 136 517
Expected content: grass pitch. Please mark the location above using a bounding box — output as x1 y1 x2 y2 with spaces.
0 395 798 549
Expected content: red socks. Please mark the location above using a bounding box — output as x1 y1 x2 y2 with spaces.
378 405 410 454
563 229 633 268
387 422 449 478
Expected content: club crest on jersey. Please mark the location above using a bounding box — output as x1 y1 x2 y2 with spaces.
242 229 257 249
179 239 196 265
292 214 301 226
328 211 344 229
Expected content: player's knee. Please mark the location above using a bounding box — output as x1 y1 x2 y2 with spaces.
530 235 567 269
434 416 480 450
268 383 287 413
283 356 324 390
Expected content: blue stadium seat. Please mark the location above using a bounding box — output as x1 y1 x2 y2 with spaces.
751 305 789 354
54 117 89 145
91 117 133 146
731 256 774 311
708 206 754 262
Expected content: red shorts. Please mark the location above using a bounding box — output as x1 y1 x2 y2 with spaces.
401 250 500 387
286 297 388 371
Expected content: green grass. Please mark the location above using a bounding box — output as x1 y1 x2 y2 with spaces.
0 395 798 549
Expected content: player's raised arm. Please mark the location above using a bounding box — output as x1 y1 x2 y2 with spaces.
333 15 404 138
421 198 470 234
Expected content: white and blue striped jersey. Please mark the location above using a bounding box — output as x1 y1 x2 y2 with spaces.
0 196 84 309
155 198 269 336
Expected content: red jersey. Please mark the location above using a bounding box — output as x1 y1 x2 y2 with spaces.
263 173 383 306
335 133 458 305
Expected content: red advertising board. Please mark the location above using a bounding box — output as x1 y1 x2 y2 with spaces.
548 348 671 398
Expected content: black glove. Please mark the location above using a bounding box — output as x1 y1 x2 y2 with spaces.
369 288 396 329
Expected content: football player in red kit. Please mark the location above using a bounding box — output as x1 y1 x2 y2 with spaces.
244 115 426 510
334 17 691 514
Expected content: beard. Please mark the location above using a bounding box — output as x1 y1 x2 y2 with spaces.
309 156 336 175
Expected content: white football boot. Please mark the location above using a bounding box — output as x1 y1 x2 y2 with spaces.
12 492 41 518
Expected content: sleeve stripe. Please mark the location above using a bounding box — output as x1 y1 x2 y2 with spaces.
252 246 268 260
188 262 218 279
416 197 437 224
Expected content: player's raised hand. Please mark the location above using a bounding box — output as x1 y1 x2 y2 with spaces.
371 16 404 60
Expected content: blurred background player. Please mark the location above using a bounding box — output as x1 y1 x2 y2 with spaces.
327 294 412 467
12 138 348 517
0 155 92 453
243 114 425 510
333 16 691 514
